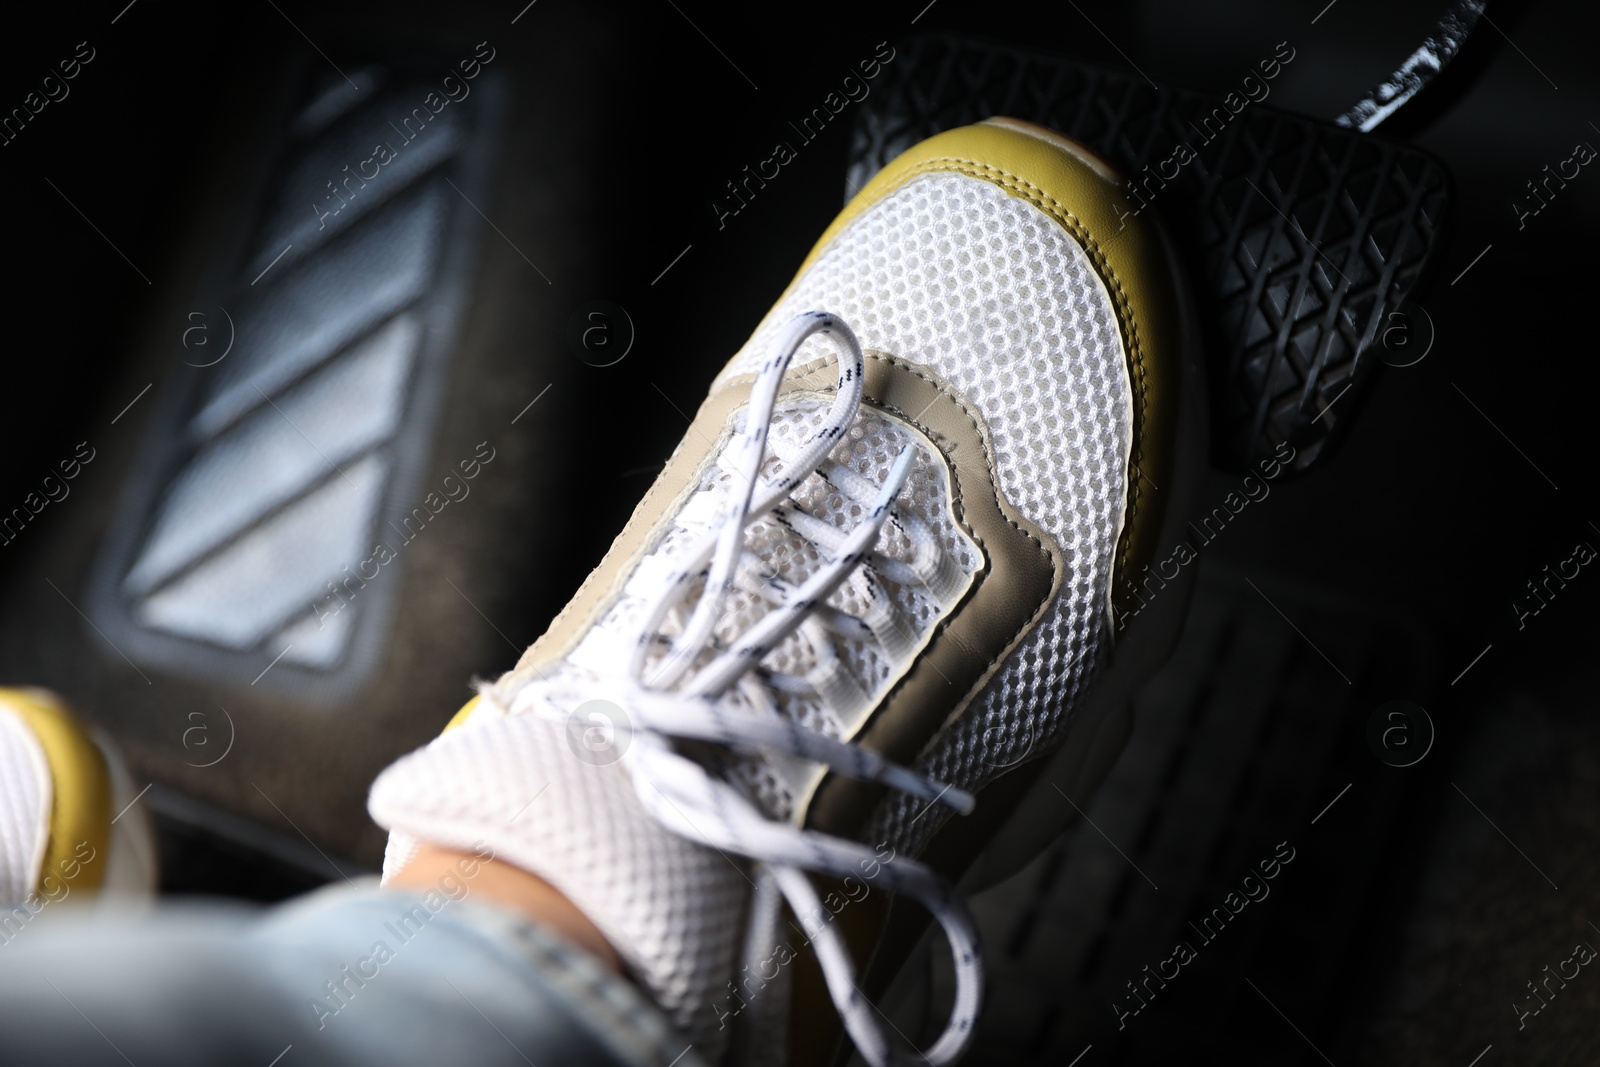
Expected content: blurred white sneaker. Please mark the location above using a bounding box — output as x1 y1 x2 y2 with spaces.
0 687 158 935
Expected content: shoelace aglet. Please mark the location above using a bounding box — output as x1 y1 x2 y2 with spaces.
879 764 976 816
880 444 917 507
944 786 976 816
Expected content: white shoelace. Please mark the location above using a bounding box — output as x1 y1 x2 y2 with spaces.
508 312 982 1065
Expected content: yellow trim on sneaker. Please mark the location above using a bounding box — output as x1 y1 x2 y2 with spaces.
0 689 110 897
786 118 1183 615
442 694 482 733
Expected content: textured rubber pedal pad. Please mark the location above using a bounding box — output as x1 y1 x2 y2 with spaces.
847 34 1453 475
893 564 1437 1062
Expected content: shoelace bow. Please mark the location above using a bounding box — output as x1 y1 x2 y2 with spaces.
513 312 983 1066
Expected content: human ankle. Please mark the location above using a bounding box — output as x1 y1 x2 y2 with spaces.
388 843 623 973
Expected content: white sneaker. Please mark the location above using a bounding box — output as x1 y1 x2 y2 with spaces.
0 688 158 936
371 117 1203 1066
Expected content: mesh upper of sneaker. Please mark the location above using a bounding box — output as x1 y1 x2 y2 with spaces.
718 171 1132 855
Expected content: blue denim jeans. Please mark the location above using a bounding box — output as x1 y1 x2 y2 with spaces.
0 881 701 1067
